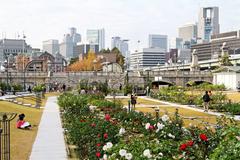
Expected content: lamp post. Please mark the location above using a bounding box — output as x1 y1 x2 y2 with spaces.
34 64 36 86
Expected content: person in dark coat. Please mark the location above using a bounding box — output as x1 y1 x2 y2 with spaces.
202 91 210 112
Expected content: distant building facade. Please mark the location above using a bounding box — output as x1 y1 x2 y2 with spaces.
0 39 32 63
77 44 99 60
111 36 129 57
191 30 240 61
60 27 81 59
42 39 59 55
178 24 197 43
149 34 168 51
169 37 183 49
87 28 105 51
130 48 166 70
198 7 220 42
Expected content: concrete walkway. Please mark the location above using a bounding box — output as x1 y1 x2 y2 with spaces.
29 96 67 160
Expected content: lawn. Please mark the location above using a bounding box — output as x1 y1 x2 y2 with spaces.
107 97 165 105
15 92 61 107
226 91 240 102
0 101 43 160
111 98 217 127
0 92 60 160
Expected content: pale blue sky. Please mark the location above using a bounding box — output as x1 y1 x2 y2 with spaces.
0 0 240 51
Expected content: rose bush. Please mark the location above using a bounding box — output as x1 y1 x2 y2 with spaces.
58 93 240 159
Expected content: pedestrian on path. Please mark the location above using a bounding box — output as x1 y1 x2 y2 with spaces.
202 91 210 112
131 94 137 110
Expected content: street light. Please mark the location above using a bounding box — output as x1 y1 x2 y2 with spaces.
4 58 9 91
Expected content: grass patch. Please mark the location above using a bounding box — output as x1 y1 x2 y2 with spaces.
107 98 164 105
0 101 43 160
111 98 218 127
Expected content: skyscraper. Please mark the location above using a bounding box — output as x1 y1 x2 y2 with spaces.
87 28 105 51
42 39 59 55
111 36 129 57
178 24 197 43
59 27 81 59
198 7 220 42
149 34 168 51
169 37 183 49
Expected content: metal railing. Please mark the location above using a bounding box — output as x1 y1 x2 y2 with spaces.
0 113 17 160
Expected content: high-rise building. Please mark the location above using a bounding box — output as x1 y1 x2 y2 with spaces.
87 28 105 51
60 34 73 59
149 34 168 51
198 7 220 42
42 39 59 55
60 27 81 59
130 48 166 70
111 37 129 57
178 23 197 43
70 27 81 44
169 37 183 49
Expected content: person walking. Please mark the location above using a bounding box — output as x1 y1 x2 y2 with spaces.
131 94 137 110
202 91 210 112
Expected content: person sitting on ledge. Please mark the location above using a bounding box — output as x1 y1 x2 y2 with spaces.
16 114 32 129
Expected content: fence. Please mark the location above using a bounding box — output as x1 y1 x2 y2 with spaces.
0 113 17 160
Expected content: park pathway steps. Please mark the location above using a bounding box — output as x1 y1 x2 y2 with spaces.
29 96 67 160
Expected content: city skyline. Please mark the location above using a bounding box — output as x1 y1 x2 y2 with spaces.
0 0 240 51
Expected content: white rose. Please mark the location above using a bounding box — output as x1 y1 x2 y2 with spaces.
103 154 108 160
119 128 126 135
119 149 127 157
161 115 169 122
106 142 113 149
168 133 175 139
103 145 108 151
157 122 165 130
145 123 150 130
159 152 163 156
125 153 133 160
143 149 150 156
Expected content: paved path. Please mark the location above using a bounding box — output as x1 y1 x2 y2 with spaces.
29 96 67 160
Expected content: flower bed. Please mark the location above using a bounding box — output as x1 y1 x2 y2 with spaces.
58 93 240 160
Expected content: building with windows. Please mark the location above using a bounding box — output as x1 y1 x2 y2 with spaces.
178 23 197 43
87 28 105 51
0 38 32 65
76 43 99 60
42 39 59 55
111 36 129 57
198 7 220 42
59 27 81 59
191 30 240 61
149 34 168 51
169 37 183 49
130 48 166 70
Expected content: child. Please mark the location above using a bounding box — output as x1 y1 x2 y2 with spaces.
16 114 32 129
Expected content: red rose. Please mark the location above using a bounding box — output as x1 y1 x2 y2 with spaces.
96 143 101 147
97 134 101 138
96 152 101 158
149 125 154 130
105 114 111 121
104 133 108 139
179 143 188 151
187 140 194 146
91 123 96 127
199 133 208 141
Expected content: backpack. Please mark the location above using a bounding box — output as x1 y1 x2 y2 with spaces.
203 94 210 102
